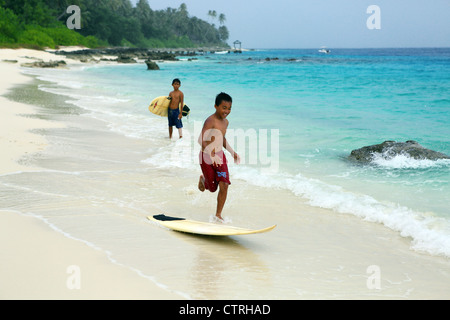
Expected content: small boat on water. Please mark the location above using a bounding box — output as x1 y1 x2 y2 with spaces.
318 47 331 54
214 50 229 54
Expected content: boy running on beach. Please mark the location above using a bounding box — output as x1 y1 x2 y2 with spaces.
168 78 184 139
198 92 240 221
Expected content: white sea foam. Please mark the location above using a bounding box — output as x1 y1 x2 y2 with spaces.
371 152 450 169
22 67 85 89
232 165 450 258
142 136 197 169
137 133 450 258
209 215 233 224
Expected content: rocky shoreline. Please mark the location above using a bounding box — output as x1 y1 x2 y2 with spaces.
54 47 183 62
18 46 230 69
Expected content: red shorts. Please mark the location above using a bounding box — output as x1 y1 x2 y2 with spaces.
199 151 230 192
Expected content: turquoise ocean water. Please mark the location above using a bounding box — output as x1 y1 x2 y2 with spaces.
16 48 450 258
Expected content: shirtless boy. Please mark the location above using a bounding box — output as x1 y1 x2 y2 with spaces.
198 92 240 221
168 78 184 139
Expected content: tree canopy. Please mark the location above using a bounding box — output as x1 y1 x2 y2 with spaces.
0 0 230 49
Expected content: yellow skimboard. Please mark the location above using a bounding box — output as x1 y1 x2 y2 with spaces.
148 96 170 117
148 96 190 117
148 214 276 236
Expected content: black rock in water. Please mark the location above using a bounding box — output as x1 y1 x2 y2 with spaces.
349 140 450 163
145 60 160 70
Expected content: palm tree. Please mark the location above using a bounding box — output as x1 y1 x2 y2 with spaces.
218 13 226 26
207 10 217 24
179 3 188 16
218 26 229 41
174 4 189 36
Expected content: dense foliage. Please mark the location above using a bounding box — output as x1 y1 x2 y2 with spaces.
0 0 229 49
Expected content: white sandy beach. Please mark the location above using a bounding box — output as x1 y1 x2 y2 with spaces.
1 47 450 300
0 48 182 299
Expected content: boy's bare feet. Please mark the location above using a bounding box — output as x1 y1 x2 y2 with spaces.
210 215 225 223
198 175 205 192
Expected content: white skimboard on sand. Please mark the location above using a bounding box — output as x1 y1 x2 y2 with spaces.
148 214 276 236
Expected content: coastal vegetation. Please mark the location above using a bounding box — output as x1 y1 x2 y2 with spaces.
0 0 230 49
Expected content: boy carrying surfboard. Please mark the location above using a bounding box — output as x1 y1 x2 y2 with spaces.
168 78 184 139
198 92 240 221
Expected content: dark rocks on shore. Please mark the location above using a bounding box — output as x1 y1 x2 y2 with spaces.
349 140 450 163
116 54 137 63
54 48 179 63
20 47 227 69
52 48 184 69
21 60 67 68
145 51 178 61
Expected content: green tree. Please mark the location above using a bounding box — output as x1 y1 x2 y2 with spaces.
17 26 55 48
179 3 188 16
218 13 226 26
207 10 217 24
0 6 20 43
218 26 229 41
135 0 157 38
4 0 56 27
1 0 228 49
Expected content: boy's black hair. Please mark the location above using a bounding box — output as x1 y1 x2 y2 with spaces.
215 92 232 106
172 78 181 85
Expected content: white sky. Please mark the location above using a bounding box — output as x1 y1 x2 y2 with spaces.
132 0 450 48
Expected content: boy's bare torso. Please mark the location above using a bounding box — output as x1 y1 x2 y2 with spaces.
202 114 229 153
169 89 183 110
